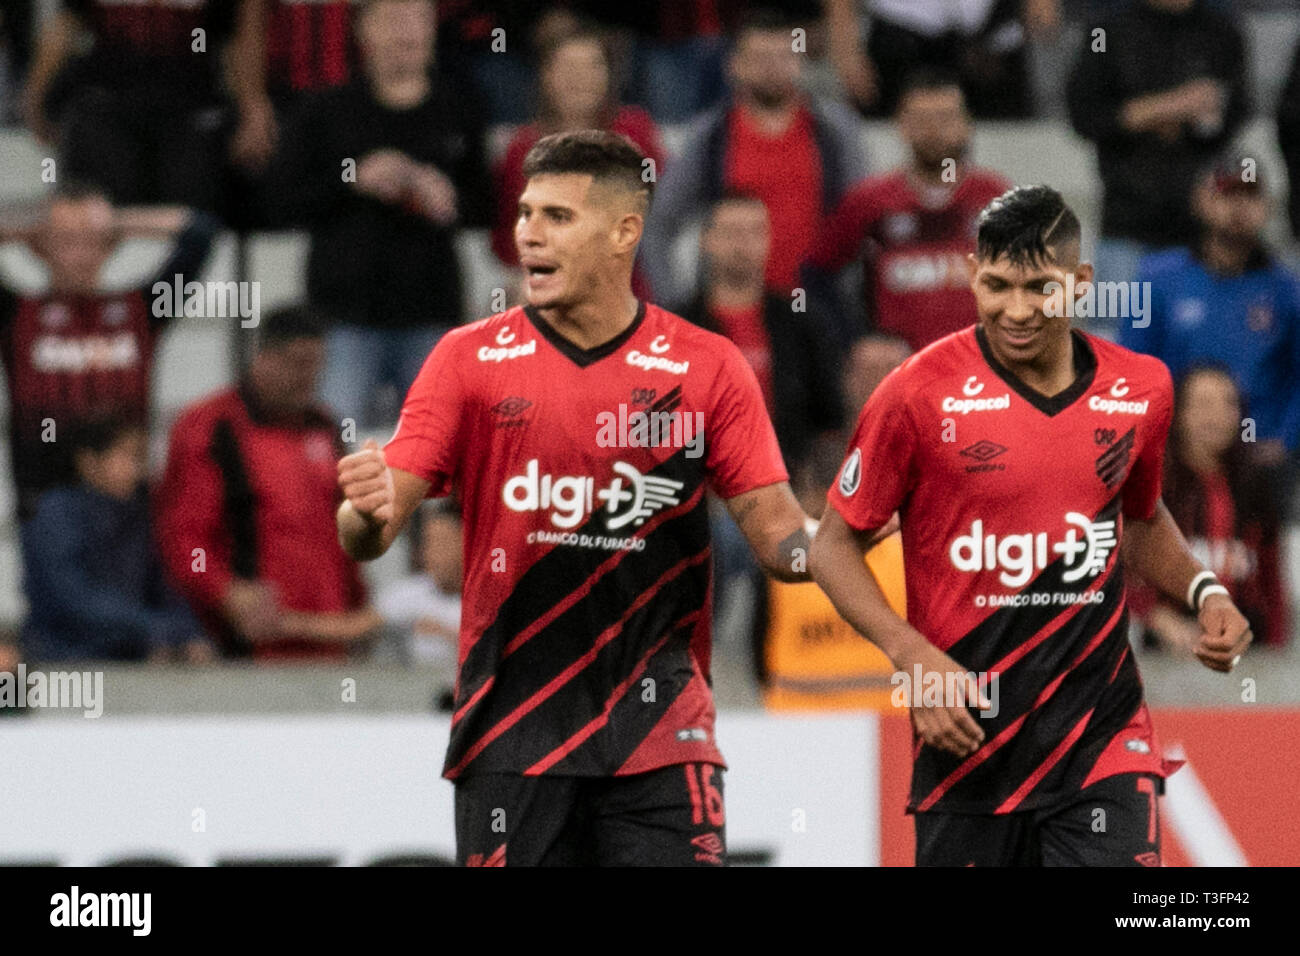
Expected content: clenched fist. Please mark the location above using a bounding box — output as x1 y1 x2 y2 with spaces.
337 438 396 526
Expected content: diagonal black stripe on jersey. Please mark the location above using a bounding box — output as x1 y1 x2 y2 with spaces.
523 612 702 776
910 492 1145 811
945 492 1124 675
914 604 1141 812
446 500 710 776
1096 427 1136 489
445 445 712 775
649 385 683 415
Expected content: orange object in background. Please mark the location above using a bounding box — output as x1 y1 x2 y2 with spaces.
762 531 905 711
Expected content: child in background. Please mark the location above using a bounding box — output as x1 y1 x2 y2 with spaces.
376 499 463 670
21 416 213 663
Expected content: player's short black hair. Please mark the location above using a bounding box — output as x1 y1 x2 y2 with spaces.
976 185 1081 267
522 129 653 209
897 66 965 109
257 305 327 350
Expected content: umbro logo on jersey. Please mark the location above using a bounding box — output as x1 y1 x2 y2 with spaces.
839 448 862 496
960 440 1007 472
490 396 532 428
1096 427 1135 488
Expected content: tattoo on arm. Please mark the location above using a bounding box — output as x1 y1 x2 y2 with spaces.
774 527 813 580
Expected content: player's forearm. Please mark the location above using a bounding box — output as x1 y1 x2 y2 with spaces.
809 524 921 666
226 0 270 111
1123 501 1205 609
26 12 80 105
336 501 392 561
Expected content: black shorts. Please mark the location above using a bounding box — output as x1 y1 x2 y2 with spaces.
914 772 1164 867
454 762 727 867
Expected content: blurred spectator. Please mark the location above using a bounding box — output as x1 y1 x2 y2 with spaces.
0 184 217 522
435 0 554 125
1066 0 1247 315
155 307 382 660
1122 154 1300 465
1275 35 1300 242
840 333 912 423
20 416 213 664
0 2 36 123
825 0 1058 119
804 69 1010 348
623 1 745 124
642 8 868 309
23 0 240 211
268 0 490 429
223 0 357 226
376 500 461 668
491 26 664 298
680 192 843 473
753 345 908 711
1130 365 1290 650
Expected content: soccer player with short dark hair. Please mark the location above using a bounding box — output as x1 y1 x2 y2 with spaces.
337 129 815 866
810 184 1253 866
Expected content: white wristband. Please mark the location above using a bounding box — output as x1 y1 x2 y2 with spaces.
1197 584 1230 612
1186 570 1218 611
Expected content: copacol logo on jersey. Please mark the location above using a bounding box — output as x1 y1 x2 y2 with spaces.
478 325 537 363
626 335 690 375
1088 378 1149 416
942 376 1010 415
949 513 1118 588
504 459 684 531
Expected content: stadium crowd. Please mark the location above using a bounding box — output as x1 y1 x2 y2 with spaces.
0 0 1296 698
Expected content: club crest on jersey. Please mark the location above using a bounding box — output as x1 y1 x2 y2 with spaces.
839 448 862 496
949 514 1117 587
503 458 684 531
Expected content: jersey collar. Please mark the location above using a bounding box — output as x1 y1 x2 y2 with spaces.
523 299 647 368
974 324 1098 417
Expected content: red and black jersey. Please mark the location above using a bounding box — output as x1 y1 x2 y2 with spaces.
64 0 234 96
266 0 353 97
384 301 788 779
807 168 1011 351
155 384 367 659
827 325 1182 814
0 215 215 518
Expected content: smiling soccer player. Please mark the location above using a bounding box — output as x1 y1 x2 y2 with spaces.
810 185 1253 867
336 130 813 866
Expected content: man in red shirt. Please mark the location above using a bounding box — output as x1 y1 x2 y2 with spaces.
805 68 1011 350
810 185 1252 866
642 8 867 309
158 307 381 660
337 130 815 866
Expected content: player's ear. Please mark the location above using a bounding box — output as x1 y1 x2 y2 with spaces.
1073 261 1095 289
613 212 643 255
965 252 980 288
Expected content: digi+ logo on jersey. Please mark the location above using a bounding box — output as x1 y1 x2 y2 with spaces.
949 514 1118 588
503 459 684 530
